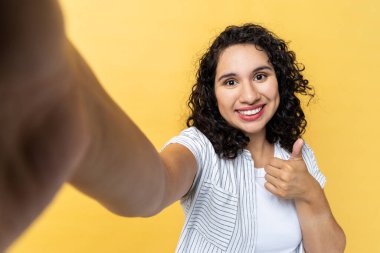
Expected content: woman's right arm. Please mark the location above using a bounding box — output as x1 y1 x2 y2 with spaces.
68 49 198 216
0 0 196 251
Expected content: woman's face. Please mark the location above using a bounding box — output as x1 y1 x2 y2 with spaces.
214 44 280 139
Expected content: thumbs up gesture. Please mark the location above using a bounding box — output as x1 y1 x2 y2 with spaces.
264 139 320 201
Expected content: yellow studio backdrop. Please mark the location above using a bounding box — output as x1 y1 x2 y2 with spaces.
8 0 380 252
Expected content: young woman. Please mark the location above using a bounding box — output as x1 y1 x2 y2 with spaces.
0 2 344 251
159 24 346 252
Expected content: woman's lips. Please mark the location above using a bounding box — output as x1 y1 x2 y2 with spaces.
237 105 265 121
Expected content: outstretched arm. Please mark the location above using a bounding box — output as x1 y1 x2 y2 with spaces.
0 1 196 251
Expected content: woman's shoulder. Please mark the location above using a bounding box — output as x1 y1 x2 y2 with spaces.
176 127 212 145
162 127 215 155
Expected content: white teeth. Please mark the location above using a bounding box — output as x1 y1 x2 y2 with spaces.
239 106 263 116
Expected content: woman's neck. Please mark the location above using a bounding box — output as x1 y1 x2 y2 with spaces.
246 132 274 168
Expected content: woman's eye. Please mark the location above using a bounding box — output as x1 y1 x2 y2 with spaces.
225 80 237 86
254 74 267 81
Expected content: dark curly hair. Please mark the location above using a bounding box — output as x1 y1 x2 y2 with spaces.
186 23 314 159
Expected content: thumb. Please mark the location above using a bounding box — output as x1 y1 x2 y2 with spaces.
290 138 304 160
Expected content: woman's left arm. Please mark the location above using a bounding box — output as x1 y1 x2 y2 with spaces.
294 180 346 253
264 139 346 253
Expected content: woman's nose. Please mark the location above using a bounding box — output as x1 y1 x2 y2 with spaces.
239 82 260 104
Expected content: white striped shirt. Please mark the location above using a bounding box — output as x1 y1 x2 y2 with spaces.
162 127 326 253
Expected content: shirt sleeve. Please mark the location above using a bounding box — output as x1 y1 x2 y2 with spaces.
161 127 208 195
302 143 327 188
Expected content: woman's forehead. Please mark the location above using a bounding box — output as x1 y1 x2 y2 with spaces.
216 44 272 75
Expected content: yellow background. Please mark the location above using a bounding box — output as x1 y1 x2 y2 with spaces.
8 0 380 252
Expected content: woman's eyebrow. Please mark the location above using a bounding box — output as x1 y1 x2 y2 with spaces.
252 66 274 73
217 73 236 82
217 65 274 82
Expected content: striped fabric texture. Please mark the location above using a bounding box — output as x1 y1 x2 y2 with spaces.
162 127 326 253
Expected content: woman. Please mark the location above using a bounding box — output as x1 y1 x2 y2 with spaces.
160 24 346 252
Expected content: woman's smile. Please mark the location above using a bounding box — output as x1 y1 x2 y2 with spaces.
237 104 266 121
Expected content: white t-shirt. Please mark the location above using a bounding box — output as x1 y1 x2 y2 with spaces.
162 127 326 253
254 168 301 252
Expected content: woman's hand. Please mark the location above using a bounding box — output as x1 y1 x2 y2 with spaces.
264 139 321 202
